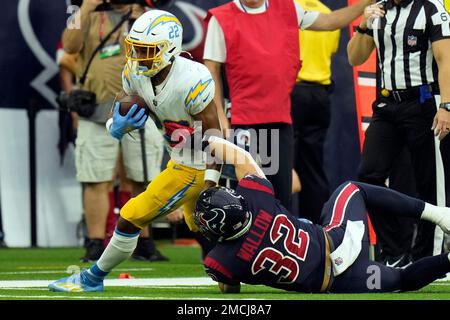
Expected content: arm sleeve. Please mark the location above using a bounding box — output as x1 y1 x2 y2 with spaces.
203 16 227 63
185 65 215 115
427 0 450 42
295 2 320 30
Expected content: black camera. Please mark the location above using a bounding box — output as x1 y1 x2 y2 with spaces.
56 90 97 118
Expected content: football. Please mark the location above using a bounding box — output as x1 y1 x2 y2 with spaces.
117 94 150 117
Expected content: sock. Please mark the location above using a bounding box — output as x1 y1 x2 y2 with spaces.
421 203 448 225
94 228 140 276
85 264 109 284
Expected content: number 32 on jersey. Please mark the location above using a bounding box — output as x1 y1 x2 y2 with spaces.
251 215 310 284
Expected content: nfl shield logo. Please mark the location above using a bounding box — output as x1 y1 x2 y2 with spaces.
407 35 417 46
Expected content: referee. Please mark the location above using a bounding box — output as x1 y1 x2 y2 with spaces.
347 0 450 262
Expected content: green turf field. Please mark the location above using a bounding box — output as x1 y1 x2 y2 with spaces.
0 243 449 300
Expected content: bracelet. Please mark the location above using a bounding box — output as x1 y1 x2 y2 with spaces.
204 169 221 184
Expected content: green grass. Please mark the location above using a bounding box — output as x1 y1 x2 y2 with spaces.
0 243 449 300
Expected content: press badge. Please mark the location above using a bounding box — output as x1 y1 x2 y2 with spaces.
99 43 121 59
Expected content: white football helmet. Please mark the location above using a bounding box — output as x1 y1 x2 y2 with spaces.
125 10 183 77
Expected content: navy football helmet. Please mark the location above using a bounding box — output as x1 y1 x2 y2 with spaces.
194 187 252 242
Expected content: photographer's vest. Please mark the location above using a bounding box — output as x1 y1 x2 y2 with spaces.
76 11 127 104
206 0 300 125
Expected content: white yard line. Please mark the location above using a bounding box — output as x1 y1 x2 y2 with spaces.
0 277 216 288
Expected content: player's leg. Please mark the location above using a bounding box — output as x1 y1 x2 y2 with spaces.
351 181 450 233
331 253 450 293
322 181 450 233
320 181 370 231
128 180 169 262
93 161 200 272
323 182 450 293
121 123 167 261
49 161 201 292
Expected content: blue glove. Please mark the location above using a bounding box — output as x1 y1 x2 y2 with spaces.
109 102 148 140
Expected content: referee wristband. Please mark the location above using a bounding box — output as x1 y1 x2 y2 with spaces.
204 169 221 184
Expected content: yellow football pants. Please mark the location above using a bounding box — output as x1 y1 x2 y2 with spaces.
120 160 205 232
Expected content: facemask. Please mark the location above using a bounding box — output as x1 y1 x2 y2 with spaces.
138 65 150 75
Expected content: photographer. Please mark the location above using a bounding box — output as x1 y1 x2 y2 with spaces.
62 0 166 262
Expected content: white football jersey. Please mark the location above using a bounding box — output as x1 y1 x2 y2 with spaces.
122 56 215 169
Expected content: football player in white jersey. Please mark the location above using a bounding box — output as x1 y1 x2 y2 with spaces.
49 10 222 292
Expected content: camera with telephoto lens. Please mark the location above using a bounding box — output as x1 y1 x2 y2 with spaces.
56 90 97 118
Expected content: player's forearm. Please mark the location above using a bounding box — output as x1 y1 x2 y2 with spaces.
208 137 250 166
207 136 265 180
347 33 375 66
62 5 92 54
324 0 371 30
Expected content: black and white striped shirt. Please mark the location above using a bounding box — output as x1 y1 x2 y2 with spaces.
368 0 450 91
